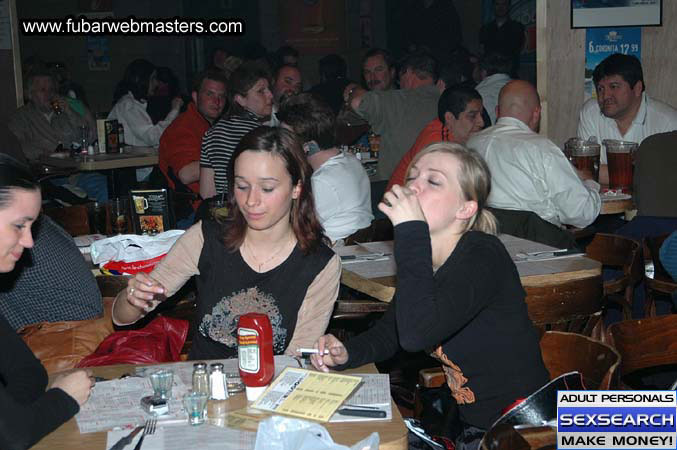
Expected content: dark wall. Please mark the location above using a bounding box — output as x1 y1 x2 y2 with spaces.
18 0 187 115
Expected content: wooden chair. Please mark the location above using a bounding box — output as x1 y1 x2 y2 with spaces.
523 275 604 336
644 234 677 317
607 314 677 387
539 331 619 389
585 233 643 320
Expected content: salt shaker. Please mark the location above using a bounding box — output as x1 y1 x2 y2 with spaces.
192 362 209 396
209 363 228 400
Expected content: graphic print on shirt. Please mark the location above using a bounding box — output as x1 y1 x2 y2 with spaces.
431 345 476 404
199 287 287 352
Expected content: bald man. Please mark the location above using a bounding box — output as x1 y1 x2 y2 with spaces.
467 80 601 228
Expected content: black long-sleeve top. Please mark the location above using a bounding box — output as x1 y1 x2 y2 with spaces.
341 221 549 429
0 314 79 450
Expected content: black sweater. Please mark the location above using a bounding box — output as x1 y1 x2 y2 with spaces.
342 221 549 429
0 314 79 450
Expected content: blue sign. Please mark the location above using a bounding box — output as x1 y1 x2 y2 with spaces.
584 27 641 100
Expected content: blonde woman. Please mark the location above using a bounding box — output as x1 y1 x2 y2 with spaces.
311 143 548 449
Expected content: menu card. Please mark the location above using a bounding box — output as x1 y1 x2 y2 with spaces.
251 367 362 422
129 189 174 235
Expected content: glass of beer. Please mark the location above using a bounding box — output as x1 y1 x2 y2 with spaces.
111 197 129 234
603 139 638 193
564 138 600 182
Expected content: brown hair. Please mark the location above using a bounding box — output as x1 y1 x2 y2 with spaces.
408 142 497 235
226 61 271 118
277 93 336 150
220 126 327 253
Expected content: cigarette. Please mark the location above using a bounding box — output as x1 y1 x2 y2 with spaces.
297 348 329 355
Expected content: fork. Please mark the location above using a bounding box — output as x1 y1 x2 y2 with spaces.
133 417 157 450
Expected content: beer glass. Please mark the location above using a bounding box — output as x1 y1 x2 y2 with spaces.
564 138 600 182
603 139 637 193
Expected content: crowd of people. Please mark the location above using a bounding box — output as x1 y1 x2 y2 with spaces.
3 0 677 448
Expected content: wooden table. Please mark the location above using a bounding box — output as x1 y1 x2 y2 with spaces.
600 194 634 215
39 146 158 171
33 363 407 450
339 235 602 303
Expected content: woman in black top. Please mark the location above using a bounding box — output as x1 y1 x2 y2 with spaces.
0 154 93 450
311 143 548 450
114 127 341 359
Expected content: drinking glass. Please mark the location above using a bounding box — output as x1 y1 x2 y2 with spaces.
79 124 89 150
183 391 208 426
87 202 108 235
209 197 228 221
150 369 174 400
111 197 128 235
604 139 637 193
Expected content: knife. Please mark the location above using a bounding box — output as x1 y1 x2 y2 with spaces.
108 425 145 450
337 408 386 418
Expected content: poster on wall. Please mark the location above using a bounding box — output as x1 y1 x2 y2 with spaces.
584 27 641 101
87 36 110 71
572 0 661 28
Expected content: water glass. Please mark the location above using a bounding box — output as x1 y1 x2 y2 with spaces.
150 369 174 400
183 391 208 426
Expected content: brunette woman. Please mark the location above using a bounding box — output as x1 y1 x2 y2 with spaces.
114 127 340 359
200 62 274 199
0 154 93 450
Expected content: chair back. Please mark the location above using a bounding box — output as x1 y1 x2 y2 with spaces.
608 314 677 377
539 331 619 389
524 275 603 333
585 233 642 319
585 233 643 286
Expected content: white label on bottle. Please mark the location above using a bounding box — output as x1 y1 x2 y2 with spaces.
238 327 260 374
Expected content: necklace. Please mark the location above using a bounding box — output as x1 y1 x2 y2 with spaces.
245 234 293 272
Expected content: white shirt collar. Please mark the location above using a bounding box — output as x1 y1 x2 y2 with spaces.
495 116 531 131
633 92 648 125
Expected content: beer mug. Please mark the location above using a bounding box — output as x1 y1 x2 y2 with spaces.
133 195 148 214
603 139 637 193
564 138 600 182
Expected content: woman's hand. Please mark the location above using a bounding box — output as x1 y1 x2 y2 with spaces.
310 334 348 373
51 370 94 407
378 184 426 226
125 272 166 313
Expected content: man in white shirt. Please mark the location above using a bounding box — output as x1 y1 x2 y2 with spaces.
578 53 677 184
278 94 373 245
468 80 601 228
475 51 512 125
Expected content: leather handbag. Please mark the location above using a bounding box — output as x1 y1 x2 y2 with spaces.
18 298 115 374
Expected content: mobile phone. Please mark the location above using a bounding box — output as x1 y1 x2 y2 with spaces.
140 395 169 415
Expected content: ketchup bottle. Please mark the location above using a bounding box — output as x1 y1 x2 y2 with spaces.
237 313 275 401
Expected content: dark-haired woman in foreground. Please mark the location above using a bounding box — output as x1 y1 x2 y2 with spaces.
311 143 548 450
0 155 93 450
113 127 341 359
